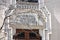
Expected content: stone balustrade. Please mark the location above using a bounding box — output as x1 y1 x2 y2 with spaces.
16 1 39 10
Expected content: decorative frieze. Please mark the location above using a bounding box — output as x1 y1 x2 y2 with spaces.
10 13 39 25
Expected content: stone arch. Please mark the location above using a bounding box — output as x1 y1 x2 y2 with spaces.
9 8 46 29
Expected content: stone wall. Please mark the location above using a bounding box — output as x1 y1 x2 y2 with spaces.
44 0 60 40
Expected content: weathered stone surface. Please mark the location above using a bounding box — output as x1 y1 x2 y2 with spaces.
45 0 60 40
0 5 8 27
8 8 45 29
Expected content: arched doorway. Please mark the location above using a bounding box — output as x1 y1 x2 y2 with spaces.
13 29 42 40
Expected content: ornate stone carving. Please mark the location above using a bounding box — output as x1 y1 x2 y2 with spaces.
9 9 46 27
10 13 38 25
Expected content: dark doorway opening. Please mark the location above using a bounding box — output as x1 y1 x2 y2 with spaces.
13 29 42 40
16 0 38 3
28 0 38 3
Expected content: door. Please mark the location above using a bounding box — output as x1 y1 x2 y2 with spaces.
13 29 42 40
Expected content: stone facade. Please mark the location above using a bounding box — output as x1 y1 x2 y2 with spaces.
0 0 52 40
